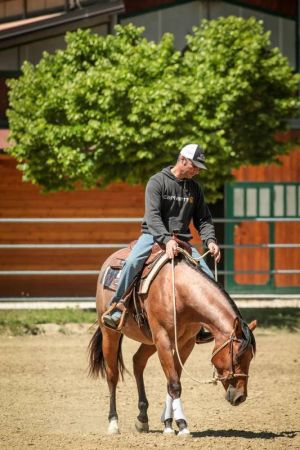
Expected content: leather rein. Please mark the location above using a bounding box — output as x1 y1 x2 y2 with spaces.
171 255 251 385
173 247 251 384
211 330 250 382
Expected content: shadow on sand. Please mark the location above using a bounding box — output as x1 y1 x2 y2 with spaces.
191 429 298 440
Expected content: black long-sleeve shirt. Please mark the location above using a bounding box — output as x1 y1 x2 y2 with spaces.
141 166 216 246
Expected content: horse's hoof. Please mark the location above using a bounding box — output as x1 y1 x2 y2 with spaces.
163 427 175 435
108 419 120 435
177 428 191 437
135 419 149 433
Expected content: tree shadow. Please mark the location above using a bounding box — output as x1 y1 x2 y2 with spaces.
191 429 299 439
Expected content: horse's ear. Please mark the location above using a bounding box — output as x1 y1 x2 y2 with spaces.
233 317 243 336
248 320 257 331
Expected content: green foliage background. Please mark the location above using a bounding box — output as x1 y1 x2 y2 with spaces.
7 17 300 202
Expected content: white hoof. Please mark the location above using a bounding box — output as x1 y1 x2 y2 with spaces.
163 427 175 435
178 428 191 437
108 419 120 435
135 419 149 433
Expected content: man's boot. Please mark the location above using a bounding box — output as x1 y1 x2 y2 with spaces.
102 297 128 330
195 326 214 344
102 306 122 329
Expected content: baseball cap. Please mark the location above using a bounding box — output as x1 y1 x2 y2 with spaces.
180 144 207 170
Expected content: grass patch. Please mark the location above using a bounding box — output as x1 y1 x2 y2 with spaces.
0 307 299 335
241 308 300 332
0 308 96 336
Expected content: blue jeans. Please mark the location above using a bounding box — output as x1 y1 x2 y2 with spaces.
111 233 214 303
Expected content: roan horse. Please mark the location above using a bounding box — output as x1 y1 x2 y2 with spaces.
88 248 256 436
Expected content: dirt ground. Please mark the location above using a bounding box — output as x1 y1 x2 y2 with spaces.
0 325 299 450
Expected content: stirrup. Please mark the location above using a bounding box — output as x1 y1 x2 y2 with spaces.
101 302 127 332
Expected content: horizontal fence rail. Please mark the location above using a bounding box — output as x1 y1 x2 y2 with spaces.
0 217 299 300
1 217 300 223
0 243 299 249
1 270 299 276
0 218 143 223
0 244 128 249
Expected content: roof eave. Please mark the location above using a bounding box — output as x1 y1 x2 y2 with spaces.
0 1 124 50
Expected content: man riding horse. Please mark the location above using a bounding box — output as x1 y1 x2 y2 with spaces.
103 143 221 336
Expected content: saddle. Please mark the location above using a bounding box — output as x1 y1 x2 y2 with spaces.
102 238 192 293
101 238 193 332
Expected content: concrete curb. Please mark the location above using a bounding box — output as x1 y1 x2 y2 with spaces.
0 296 299 309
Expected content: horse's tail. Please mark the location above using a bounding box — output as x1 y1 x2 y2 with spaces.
88 326 126 380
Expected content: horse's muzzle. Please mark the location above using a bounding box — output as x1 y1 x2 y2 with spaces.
225 385 246 406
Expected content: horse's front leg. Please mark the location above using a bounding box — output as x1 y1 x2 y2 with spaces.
133 343 157 432
159 337 195 436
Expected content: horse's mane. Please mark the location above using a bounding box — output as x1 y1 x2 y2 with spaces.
181 257 242 317
180 256 256 355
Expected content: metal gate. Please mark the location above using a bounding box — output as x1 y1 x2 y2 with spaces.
225 182 300 294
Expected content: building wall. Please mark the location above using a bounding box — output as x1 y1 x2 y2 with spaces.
232 147 300 183
0 4 120 124
0 1 95 21
123 0 297 18
0 19 109 71
232 0 296 18
0 156 145 297
121 0 297 68
1 148 299 297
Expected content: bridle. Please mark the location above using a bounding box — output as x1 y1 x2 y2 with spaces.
171 255 253 385
211 329 251 382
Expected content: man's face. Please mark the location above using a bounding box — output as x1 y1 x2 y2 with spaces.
182 157 201 178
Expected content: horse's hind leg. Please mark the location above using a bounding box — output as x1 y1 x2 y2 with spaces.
102 329 124 434
133 343 157 433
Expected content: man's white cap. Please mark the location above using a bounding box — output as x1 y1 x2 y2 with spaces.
180 144 207 170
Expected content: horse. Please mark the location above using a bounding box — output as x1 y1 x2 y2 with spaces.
88 248 256 436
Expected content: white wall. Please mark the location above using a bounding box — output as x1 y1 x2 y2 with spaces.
121 1 206 50
0 47 19 71
120 0 296 69
0 22 108 71
19 34 67 66
210 2 296 69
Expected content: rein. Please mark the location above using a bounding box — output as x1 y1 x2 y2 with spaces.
178 247 218 281
171 253 249 385
171 257 217 385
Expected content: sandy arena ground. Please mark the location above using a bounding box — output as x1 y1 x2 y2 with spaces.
0 325 299 450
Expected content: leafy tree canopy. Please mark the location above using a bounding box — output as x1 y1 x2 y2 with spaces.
7 17 300 202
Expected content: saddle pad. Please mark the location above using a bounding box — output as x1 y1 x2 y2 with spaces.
139 248 197 294
138 253 169 294
102 264 124 291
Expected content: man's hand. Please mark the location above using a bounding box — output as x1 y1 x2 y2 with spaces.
208 242 221 263
166 239 179 259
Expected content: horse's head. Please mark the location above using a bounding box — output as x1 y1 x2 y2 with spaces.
211 318 257 406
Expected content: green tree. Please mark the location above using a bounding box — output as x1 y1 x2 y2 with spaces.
182 16 300 197
7 18 300 202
